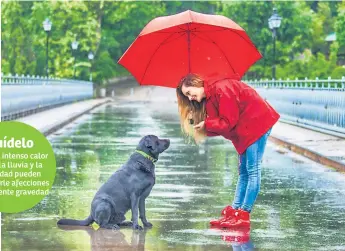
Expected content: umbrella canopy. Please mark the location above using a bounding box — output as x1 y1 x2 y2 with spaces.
118 10 262 88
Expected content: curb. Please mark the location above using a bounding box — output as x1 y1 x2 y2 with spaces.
43 99 111 136
269 135 345 173
279 118 345 140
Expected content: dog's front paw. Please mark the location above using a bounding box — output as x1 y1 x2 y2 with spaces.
112 224 120 231
143 222 153 228
132 224 143 230
120 221 133 227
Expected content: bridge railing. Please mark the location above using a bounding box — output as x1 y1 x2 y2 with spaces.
1 73 93 121
2 73 345 136
245 76 345 136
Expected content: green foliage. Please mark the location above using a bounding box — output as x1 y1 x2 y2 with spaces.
311 2 334 55
276 42 342 80
335 1 345 50
331 66 345 79
1 0 344 84
218 1 315 79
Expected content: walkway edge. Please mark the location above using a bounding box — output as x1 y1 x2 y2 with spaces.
269 135 345 172
43 99 111 136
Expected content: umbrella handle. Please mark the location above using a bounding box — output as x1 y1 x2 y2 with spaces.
187 23 191 73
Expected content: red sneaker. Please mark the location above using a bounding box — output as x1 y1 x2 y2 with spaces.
221 229 250 244
220 209 250 228
221 205 234 216
209 205 236 227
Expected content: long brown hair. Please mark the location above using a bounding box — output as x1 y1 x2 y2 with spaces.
176 73 207 144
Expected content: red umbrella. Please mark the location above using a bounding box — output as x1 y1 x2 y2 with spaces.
118 10 262 88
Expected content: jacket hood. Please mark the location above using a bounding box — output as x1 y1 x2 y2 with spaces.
203 72 241 99
204 72 241 86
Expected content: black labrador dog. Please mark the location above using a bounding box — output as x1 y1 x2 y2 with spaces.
57 225 148 251
57 135 170 230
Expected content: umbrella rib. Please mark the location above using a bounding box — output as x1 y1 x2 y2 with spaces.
190 24 203 31
193 28 228 32
191 32 235 73
194 27 259 51
150 31 185 34
142 25 201 35
140 33 179 84
223 28 259 51
161 32 186 45
187 23 191 73
178 24 202 32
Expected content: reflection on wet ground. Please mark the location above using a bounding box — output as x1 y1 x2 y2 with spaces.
2 101 345 251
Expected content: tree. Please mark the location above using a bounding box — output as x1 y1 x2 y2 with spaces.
310 2 336 56
335 1 345 52
217 1 314 79
1 2 36 75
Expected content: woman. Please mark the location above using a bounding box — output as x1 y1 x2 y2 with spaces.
176 73 280 228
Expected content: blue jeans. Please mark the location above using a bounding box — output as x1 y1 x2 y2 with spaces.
232 128 272 212
232 240 254 251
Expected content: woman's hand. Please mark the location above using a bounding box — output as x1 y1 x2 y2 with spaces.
194 121 205 130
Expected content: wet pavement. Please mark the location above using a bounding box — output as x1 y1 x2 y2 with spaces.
2 101 345 251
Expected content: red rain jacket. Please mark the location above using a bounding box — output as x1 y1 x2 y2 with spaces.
204 73 280 154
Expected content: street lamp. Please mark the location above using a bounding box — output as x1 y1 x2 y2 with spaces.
88 51 94 82
43 18 52 78
71 40 79 79
268 8 282 80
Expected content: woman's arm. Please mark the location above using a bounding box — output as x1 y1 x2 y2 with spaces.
206 130 219 137
204 91 239 135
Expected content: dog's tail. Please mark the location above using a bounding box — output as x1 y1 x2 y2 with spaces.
57 215 94 226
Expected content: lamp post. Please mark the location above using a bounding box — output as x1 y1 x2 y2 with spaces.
268 8 282 80
43 18 52 78
88 51 94 82
71 40 79 79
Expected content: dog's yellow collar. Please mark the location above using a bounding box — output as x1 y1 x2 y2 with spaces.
135 150 157 163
